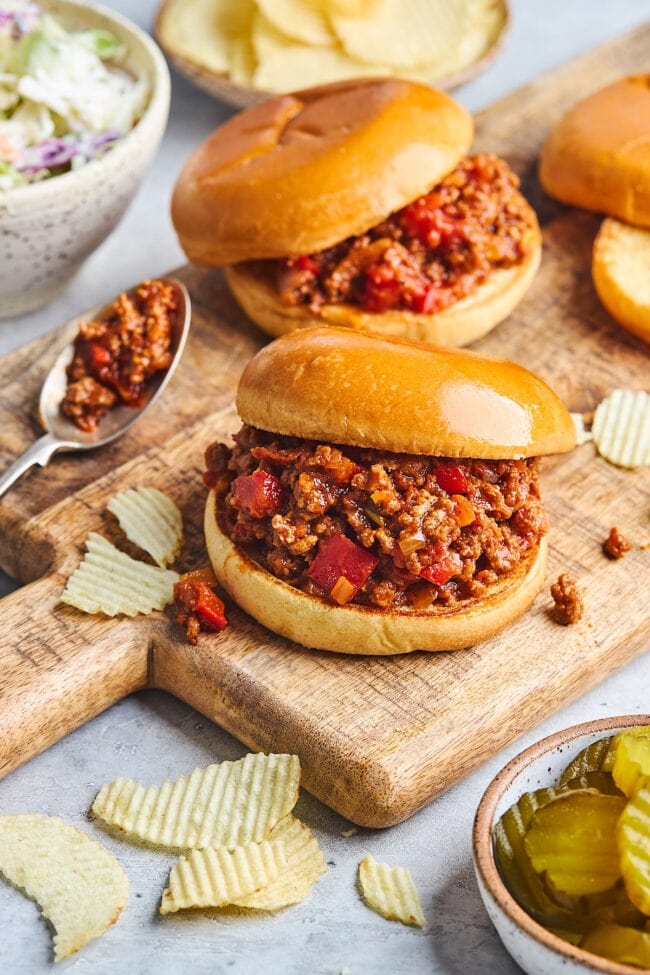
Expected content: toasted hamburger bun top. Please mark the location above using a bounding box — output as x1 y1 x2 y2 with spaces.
539 76 650 226
236 327 576 459
171 78 473 266
205 491 548 656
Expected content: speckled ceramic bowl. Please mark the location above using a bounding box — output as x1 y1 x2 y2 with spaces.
0 0 170 318
473 715 650 975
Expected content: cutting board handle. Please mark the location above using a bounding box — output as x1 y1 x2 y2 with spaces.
0 575 150 780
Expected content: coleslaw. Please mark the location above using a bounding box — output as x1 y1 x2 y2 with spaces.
0 1 150 190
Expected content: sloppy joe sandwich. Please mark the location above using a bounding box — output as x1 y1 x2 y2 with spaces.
203 328 576 655
172 78 541 347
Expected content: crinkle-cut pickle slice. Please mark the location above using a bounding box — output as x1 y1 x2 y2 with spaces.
524 790 626 896
563 771 624 797
613 734 650 799
581 923 650 968
494 786 577 924
559 737 617 784
559 727 650 786
618 783 650 916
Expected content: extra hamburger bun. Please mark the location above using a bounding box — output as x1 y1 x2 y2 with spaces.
539 76 650 226
205 328 576 655
592 217 650 343
172 78 540 347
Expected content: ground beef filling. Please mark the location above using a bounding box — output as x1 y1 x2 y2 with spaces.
205 425 547 610
61 278 179 432
272 154 537 316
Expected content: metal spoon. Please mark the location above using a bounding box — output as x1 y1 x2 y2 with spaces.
0 278 191 499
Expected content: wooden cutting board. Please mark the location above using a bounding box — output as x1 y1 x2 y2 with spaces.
1 28 649 829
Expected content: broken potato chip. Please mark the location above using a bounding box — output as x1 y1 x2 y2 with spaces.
107 486 183 568
232 816 327 910
358 854 425 928
61 532 179 617
160 838 287 914
92 752 300 850
0 814 129 961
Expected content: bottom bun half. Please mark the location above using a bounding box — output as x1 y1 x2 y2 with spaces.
224 239 541 347
205 490 548 655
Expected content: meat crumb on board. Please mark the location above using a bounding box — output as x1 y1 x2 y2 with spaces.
603 526 632 560
550 573 584 625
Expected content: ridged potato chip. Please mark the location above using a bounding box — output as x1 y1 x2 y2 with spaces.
331 0 504 73
524 791 625 896
358 854 425 928
160 839 286 914
617 783 650 916
157 0 255 74
61 532 178 617
92 752 300 850
107 487 183 568
252 26 378 91
232 816 327 910
0 814 128 961
256 0 333 45
592 390 650 468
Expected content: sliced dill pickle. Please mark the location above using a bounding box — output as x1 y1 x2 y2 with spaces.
581 923 650 968
617 782 650 916
563 770 624 797
560 728 650 787
524 790 626 896
494 787 568 921
559 737 616 784
548 927 583 946
613 734 650 798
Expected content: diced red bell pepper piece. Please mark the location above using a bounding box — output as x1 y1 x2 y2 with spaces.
420 552 463 587
307 533 378 598
434 463 468 495
232 470 284 518
194 582 227 631
362 263 401 312
410 283 444 314
295 255 319 274
87 341 112 372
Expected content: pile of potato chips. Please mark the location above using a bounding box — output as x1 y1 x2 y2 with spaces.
157 0 508 97
0 749 428 960
61 486 183 617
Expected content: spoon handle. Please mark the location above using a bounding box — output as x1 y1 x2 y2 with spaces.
0 433 62 499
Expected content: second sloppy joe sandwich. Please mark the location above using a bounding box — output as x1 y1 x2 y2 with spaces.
203 328 576 655
172 78 541 347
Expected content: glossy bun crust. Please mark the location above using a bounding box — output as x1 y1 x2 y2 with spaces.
205 491 548 655
539 76 650 226
236 326 576 460
171 78 473 265
224 232 541 348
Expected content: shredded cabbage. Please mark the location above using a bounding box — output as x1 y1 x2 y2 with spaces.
0 2 149 189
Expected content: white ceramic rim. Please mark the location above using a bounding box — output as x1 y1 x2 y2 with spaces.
1 0 170 208
473 714 650 975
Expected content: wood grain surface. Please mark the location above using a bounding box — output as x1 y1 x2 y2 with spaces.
0 28 649 828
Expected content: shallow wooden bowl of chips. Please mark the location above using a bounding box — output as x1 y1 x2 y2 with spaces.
473 715 650 975
154 0 510 108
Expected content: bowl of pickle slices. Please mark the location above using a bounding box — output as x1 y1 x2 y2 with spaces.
473 716 650 975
